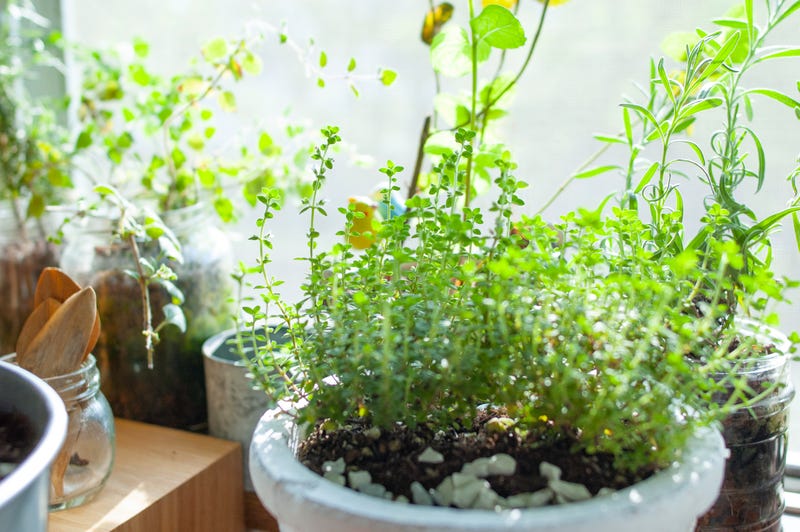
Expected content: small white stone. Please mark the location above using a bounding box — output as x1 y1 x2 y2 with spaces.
359 483 387 498
433 476 455 506
539 461 561 482
417 446 445 464
347 470 372 490
363 427 381 440
395 495 410 504
597 487 616 497
322 457 346 475
471 486 501 510
486 454 516 476
323 472 346 486
461 458 490 477
550 479 592 502
452 476 486 508
505 488 553 508
411 481 434 506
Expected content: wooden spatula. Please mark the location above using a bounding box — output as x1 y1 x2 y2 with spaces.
19 287 98 378
32 267 101 360
15 297 61 362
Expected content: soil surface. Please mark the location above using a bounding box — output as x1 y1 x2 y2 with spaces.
299 411 656 503
0 410 36 482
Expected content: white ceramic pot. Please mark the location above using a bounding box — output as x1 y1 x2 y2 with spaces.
250 407 727 532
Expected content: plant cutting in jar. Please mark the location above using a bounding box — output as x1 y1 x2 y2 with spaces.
57 23 396 430
0 1 82 353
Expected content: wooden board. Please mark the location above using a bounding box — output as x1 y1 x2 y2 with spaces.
48 419 245 532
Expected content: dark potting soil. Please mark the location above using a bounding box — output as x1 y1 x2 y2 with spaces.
298 411 657 503
0 410 36 482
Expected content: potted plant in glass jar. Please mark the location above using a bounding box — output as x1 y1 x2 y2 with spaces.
60 25 395 431
573 2 800 527
0 3 79 354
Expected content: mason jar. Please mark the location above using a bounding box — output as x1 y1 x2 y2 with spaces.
696 325 794 532
0 202 59 354
59 203 235 431
1 353 115 510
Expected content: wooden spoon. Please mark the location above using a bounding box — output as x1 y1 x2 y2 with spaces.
33 267 101 360
19 287 98 378
33 267 81 307
15 297 61 362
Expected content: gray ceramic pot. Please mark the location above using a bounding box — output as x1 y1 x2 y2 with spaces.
203 327 284 490
0 360 68 532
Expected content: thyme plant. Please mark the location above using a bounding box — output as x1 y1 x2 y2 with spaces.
239 127 753 474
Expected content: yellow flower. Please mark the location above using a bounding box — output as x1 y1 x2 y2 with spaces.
420 3 454 45
482 0 517 8
536 0 571 5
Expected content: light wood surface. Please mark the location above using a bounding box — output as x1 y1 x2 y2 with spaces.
48 419 245 532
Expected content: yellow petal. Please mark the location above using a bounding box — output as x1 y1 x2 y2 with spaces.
347 197 381 250
536 0 570 5
421 3 454 45
482 0 517 8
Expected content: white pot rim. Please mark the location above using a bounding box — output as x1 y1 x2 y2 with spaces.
250 407 727 531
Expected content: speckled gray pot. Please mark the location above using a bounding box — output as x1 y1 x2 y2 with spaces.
0 360 67 532
202 327 279 490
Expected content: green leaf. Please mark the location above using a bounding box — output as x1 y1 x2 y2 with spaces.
214 196 235 223
218 90 237 112
593 134 626 145
129 64 151 86
745 88 800 109
26 195 45 218
661 31 699 62
470 5 525 50
132 37 149 58
202 37 229 62
656 58 675 104
573 165 618 179
259 132 274 154
319 51 328 68
160 304 187 334
347 57 357 72
179 77 209 98
75 128 93 150
379 69 397 86
197 168 215 187
775 1 800 27
755 47 800 64
431 25 489 77
242 51 263 75
620 103 662 138
677 97 723 120
713 18 749 30
742 126 765 192
634 162 660 193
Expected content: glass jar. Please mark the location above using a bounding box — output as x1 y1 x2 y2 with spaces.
0 202 60 354
696 324 794 532
59 203 235 431
1 353 115 510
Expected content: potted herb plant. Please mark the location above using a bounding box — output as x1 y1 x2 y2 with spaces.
243 126 738 530
0 3 78 354
236 1 800 530
569 2 800 527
